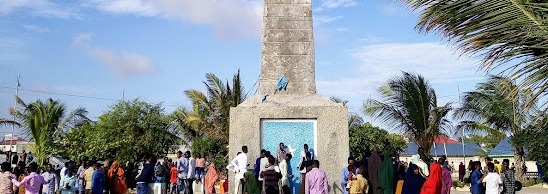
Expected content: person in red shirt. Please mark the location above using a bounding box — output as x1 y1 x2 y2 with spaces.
169 159 178 194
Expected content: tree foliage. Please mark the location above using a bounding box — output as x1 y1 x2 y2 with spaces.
395 0 548 108
454 76 542 182
57 99 181 163
13 97 88 165
364 72 452 155
349 122 407 160
175 71 246 172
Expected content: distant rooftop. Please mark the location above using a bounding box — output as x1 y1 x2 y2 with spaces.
401 142 484 157
488 137 514 157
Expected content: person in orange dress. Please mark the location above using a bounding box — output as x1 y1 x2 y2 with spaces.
107 161 127 194
204 163 219 194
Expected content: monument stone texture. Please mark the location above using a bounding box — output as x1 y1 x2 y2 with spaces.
229 0 349 193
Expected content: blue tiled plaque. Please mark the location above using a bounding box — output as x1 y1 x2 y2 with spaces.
261 119 317 193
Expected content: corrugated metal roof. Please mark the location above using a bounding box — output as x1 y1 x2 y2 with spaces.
401 142 484 157
488 137 514 157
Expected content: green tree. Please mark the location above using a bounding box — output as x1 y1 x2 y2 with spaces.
349 122 407 160
59 123 93 160
364 72 452 155
454 76 541 182
395 0 548 108
174 70 245 171
84 99 180 163
518 112 547 174
13 97 88 165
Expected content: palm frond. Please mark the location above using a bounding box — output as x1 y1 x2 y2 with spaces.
0 118 20 127
397 0 548 109
364 72 452 153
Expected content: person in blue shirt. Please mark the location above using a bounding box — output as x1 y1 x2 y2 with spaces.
176 151 189 194
254 149 267 191
471 161 484 194
136 154 155 194
91 163 105 194
341 156 359 194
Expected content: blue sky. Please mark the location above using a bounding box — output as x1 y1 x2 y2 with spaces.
0 0 492 136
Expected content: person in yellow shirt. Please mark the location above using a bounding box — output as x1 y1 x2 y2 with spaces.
349 168 368 194
494 160 503 174
84 162 96 194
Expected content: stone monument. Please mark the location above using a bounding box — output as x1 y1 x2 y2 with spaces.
229 0 349 193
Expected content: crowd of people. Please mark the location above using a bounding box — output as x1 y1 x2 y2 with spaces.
228 144 328 194
226 144 520 194
0 145 523 194
0 150 213 194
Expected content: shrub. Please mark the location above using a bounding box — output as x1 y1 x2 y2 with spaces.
525 178 539 187
452 180 465 188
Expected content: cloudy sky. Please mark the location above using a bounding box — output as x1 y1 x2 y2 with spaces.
0 0 491 136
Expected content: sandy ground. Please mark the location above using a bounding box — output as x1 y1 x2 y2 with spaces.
451 185 548 194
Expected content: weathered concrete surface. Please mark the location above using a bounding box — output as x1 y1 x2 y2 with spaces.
228 0 349 193
229 95 349 194
259 0 316 95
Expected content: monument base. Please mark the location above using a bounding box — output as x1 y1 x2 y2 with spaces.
229 94 349 194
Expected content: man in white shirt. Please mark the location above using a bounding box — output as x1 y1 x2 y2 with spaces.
59 162 69 188
230 146 248 194
41 164 58 194
482 163 503 194
279 153 293 194
186 151 196 194
258 151 270 190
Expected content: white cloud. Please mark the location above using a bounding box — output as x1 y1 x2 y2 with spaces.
73 33 156 79
0 0 79 18
314 15 343 25
317 42 483 100
316 0 358 11
22 24 50 33
91 0 263 40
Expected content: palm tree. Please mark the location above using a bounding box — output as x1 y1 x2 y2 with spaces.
364 72 452 155
180 70 246 142
395 0 548 108
454 76 541 182
12 97 88 165
170 107 198 146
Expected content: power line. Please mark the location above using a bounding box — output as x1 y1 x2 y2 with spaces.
0 85 189 108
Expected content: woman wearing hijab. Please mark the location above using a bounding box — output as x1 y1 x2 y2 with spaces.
107 161 127 194
394 162 406 194
368 152 382 194
402 164 426 194
204 163 219 194
244 171 260 194
412 155 429 178
380 155 394 194
420 162 442 194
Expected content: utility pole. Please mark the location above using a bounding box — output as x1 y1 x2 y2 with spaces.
459 85 466 164
9 75 20 163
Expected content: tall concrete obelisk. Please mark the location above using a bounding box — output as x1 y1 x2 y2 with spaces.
259 0 316 95
229 0 349 193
